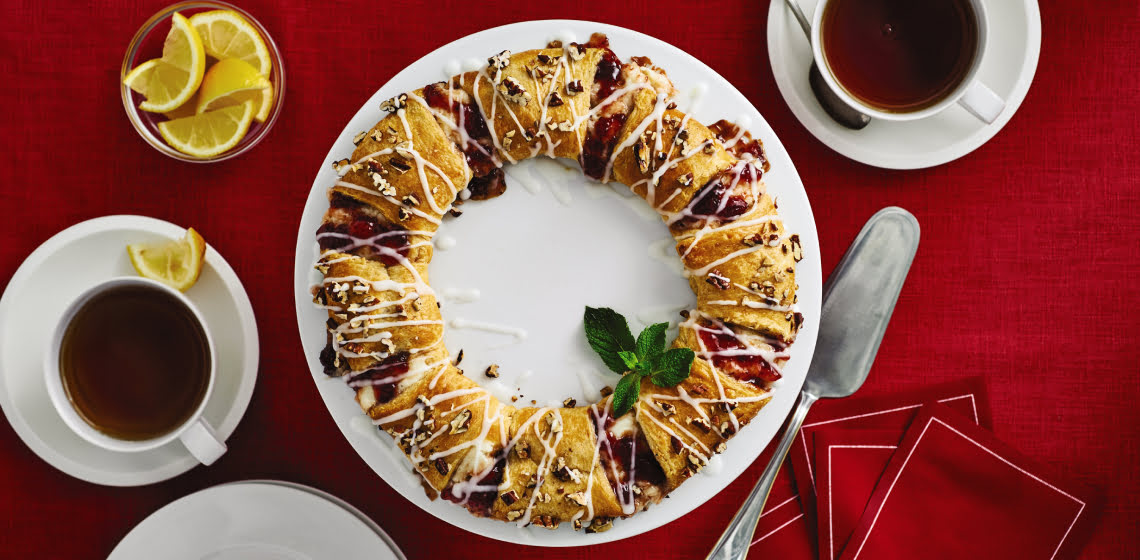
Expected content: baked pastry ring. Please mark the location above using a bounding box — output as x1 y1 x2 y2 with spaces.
311 33 804 533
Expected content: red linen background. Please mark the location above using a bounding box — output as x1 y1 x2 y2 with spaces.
1 1 1137 558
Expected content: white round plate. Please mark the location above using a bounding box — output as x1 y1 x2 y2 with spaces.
0 216 259 486
293 20 821 546
108 481 405 560
767 0 1041 169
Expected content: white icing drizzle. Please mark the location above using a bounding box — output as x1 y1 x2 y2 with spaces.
505 165 543 194
676 214 782 260
434 234 457 251
684 233 789 278
307 41 802 532
647 237 685 276
439 287 481 304
603 93 669 183
449 317 528 340
588 401 636 515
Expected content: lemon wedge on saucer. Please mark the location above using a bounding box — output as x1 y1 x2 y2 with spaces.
128 228 207 292
157 100 255 158
129 13 206 113
189 10 272 77
195 58 272 120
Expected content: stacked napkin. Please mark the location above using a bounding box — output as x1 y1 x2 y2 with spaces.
748 379 1103 559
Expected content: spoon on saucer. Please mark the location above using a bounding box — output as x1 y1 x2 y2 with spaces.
706 207 920 560
783 0 872 130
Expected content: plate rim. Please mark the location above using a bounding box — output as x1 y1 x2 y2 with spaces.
107 480 403 560
292 19 821 546
223 479 408 560
0 214 260 486
765 0 1043 170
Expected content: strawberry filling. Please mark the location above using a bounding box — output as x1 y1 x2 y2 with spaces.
317 193 410 266
698 328 782 386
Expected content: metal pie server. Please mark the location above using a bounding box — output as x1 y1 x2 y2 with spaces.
707 206 920 560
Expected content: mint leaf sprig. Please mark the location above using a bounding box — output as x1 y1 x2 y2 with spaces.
584 306 694 417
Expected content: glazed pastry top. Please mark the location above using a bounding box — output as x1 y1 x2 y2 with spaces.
311 33 802 533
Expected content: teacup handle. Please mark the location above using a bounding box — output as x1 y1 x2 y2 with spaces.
179 418 227 465
958 80 1005 124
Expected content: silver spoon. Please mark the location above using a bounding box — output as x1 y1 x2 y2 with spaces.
707 207 920 560
783 0 872 130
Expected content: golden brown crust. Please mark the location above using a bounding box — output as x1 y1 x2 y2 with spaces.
492 407 624 525
311 36 800 532
678 202 801 342
611 105 737 213
386 368 513 493
336 89 470 234
460 47 606 163
315 253 439 372
636 326 771 487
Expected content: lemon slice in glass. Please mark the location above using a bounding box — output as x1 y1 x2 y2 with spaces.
158 100 255 158
123 59 159 96
132 13 206 113
127 228 207 292
189 10 272 77
196 58 271 118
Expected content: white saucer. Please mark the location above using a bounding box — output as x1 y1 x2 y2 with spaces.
0 216 259 486
108 481 405 560
767 0 1041 169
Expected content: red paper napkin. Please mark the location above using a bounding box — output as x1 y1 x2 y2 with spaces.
748 493 815 559
789 378 992 525
746 461 816 559
814 429 903 560
838 404 1104 560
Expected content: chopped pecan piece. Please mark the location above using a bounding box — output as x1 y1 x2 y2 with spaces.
434 458 450 475
566 492 588 507
448 409 472 434
379 94 407 113
706 271 731 290
634 138 650 174
499 77 531 105
586 518 613 533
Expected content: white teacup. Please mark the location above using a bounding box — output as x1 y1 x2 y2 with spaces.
44 277 227 465
810 0 1005 123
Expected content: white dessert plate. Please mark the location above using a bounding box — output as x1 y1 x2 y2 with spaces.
767 0 1041 169
0 215 259 486
293 20 821 546
108 481 405 560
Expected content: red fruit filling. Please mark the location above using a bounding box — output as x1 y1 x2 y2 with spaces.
689 177 750 219
317 194 410 266
594 49 623 102
708 119 769 171
319 343 339 376
345 352 411 404
443 453 507 517
423 82 505 201
583 32 611 50
698 328 782 386
465 167 506 200
581 113 628 180
589 407 667 501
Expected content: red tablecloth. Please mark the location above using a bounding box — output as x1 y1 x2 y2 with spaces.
2 1 1137 558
